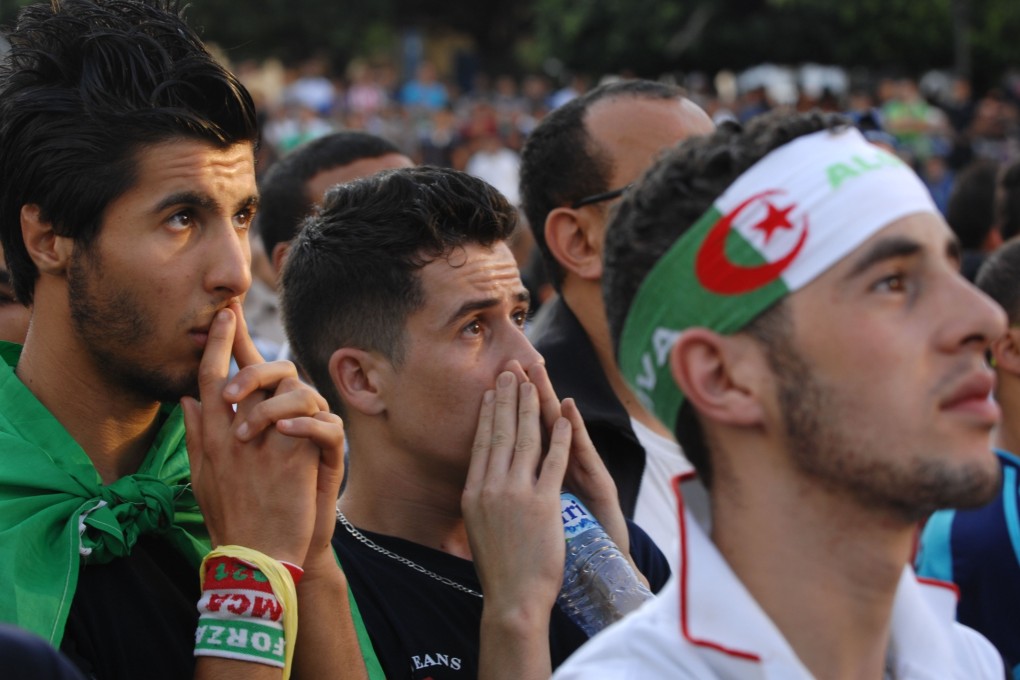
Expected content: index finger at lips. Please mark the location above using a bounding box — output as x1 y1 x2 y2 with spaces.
198 309 237 419
527 363 562 432
229 302 265 370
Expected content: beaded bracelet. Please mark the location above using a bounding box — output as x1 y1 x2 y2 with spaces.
195 546 302 678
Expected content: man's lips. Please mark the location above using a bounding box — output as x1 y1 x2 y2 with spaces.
189 304 235 349
939 372 1000 424
188 322 214 349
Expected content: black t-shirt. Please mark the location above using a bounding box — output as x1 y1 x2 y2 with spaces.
333 519 670 680
59 535 199 680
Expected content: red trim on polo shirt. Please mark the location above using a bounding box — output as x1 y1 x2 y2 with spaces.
673 473 762 663
916 576 961 600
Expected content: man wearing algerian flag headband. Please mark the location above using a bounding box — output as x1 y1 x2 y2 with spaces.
555 111 1007 679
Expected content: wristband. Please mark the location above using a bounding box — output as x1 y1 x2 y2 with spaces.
195 546 301 678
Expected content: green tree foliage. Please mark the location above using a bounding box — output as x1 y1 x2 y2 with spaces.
0 0 396 70
3 0 1020 87
530 0 1020 84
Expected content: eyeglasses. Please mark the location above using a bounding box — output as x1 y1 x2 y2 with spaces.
570 184 633 209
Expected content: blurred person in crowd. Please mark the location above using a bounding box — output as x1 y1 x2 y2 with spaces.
917 238 1020 680
418 105 461 167
269 102 334 154
247 131 412 356
549 73 589 109
944 76 977 135
284 56 338 117
996 159 1020 242
557 110 1005 680
346 60 389 119
519 80 714 566
465 130 521 206
924 153 956 216
946 160 1002 281
400 61 449 112
736 85 771 123
883 78 948 164
968 89 1019 162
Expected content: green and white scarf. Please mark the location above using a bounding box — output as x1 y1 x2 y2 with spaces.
0 341 209 645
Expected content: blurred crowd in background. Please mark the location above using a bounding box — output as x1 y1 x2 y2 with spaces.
237 56 1020 215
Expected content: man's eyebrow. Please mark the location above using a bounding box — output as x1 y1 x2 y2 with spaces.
239 194 260 213
154 191 218 214
843 236 923 280
444 290 531 328
153 192 259 215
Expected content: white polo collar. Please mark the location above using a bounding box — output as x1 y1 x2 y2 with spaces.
672 474 968 679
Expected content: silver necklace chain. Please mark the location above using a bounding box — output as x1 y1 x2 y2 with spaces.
336 508 483 599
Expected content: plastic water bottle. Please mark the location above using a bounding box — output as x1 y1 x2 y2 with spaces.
556 492 654 636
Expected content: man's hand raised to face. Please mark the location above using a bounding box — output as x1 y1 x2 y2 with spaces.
463 369 572 680
181 303 344 568
527 364 633 571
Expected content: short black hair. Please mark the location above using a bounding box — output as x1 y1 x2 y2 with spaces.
281 166 518 412
946 159 999 251
996 160 1020 242
603 110 848 485
255 131 403 258
0 0 258 305
976 237 1020 323
519 79 684 291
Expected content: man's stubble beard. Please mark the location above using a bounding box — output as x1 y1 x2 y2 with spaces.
67 245 200 404
762 319 999 524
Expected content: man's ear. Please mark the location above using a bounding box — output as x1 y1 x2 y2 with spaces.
668 328 765 427
21 204 73 275
991 327 1020 375
982 227 1003 253
543 207 603 281
271 241 291 280
328 347 387 416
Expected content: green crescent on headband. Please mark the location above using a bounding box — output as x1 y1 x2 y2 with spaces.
617 127 939 433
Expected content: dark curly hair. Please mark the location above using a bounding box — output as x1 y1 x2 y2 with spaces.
603 110 849 485
0 0 258 304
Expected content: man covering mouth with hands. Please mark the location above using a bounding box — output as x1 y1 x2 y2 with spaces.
280 165 669 680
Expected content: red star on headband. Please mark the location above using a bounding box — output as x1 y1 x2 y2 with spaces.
753 202 796 244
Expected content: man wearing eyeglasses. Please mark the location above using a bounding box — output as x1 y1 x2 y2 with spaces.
519 80 714 566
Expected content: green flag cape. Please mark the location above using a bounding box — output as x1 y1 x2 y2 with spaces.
0 341 209 645
0 342 385 677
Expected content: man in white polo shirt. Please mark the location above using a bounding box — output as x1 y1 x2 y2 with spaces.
555 111 1006 678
